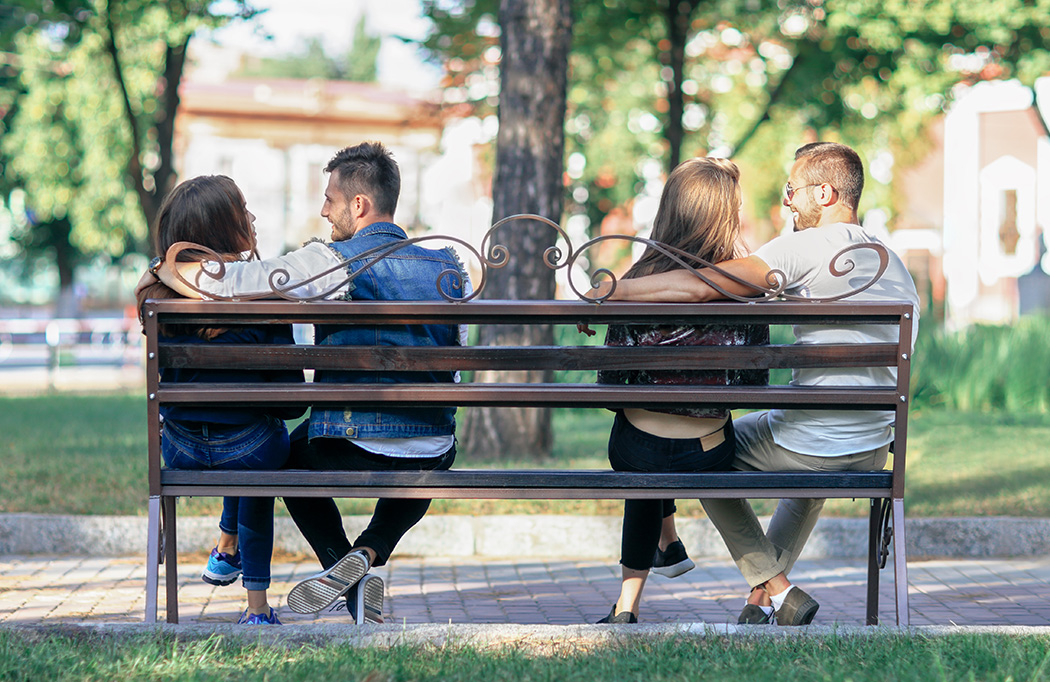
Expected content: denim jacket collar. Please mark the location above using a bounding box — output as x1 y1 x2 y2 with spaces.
340 221 405 243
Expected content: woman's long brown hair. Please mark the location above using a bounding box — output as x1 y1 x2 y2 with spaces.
135 175 257 338
624 157 742 280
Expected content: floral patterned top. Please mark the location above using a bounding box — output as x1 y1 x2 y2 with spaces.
597 322 769 419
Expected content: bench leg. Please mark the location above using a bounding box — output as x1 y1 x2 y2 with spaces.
162 496 180 624
866 498 881 625
145 496 161 623
892 498 910 626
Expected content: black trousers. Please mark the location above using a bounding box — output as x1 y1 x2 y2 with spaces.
283 428 455 569
607 411 735 571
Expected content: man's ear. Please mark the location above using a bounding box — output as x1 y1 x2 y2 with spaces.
351 194 371 218
814 183 838 207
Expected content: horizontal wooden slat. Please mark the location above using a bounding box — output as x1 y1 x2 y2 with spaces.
144 299 912 326
158 343 900 372
155 382 902 409
160 469 894 500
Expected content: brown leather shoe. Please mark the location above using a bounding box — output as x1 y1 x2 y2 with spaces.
774 587 819 626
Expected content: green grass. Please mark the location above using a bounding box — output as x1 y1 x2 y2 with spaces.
912 314 1050 412
3 393 1050 518
2 630 1049 681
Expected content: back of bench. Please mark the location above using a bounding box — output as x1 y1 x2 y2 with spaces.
143 299 913 501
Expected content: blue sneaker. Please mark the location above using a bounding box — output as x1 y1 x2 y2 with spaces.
237 607 281 625
202 547 242 586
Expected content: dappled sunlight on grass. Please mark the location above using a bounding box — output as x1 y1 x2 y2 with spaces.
2 394 1048 518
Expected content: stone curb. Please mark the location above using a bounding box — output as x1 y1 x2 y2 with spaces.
1 513 1047 559
4 623 1048 647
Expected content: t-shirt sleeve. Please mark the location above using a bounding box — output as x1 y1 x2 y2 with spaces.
193 242 346 299
754 230 825 292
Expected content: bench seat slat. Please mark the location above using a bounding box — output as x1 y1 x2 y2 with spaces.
160 469 893 500
160 485 893 500
161 469 892 488
159 343 901 372
156 383 902 409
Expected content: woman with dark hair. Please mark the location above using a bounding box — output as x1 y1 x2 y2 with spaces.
595 158 768 623
137 175 304 625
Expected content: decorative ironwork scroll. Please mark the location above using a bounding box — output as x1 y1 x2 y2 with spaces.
161 214 890 304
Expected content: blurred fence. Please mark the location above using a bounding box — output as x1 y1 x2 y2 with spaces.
0 316 143 392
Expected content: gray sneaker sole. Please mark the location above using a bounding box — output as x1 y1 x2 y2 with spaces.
350 574 385 624
286 552 368 614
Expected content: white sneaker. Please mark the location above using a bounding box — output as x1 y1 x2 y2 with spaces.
286 549 370 614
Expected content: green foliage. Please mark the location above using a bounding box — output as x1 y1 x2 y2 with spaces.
0 0 257 298
5 24 145 259
421 0 1050 244
237 17 381 82
2 630 1050 681
912 315 1050 412
345 15 381 82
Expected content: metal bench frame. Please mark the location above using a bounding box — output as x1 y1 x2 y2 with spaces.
143 298 913 626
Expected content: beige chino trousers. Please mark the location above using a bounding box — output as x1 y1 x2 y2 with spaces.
700 411 889 588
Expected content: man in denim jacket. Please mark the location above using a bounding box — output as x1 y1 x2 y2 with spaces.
150 142 465 619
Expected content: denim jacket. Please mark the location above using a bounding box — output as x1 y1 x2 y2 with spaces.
308 222 465 440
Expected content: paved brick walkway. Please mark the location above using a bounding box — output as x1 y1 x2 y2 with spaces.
3 554 1050 627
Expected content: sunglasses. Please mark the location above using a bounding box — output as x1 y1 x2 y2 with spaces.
784 183 822 200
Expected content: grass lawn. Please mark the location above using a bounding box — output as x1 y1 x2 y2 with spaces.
2 630 1050 682
2 393 1049 518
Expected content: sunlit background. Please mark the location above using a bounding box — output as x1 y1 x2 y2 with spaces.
2 0 1050 389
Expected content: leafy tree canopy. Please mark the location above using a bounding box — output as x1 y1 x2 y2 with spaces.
0 0 256 299
421 0 1050 244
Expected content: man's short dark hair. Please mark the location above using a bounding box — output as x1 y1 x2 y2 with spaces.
794 142 864 211
325 141 401 216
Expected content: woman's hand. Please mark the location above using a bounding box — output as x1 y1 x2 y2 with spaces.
576 323 596 337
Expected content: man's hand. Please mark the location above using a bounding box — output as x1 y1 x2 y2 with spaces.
134 270 158 299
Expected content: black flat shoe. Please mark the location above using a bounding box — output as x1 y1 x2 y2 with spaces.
738 603 775 624
596 604 638 624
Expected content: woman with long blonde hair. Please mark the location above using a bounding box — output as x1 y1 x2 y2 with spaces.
596 158 768 623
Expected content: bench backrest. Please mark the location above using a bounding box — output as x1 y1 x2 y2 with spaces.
143 299 913 500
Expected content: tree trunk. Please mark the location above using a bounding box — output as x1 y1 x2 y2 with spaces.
459 0 572 460
104 6 190 250
662 0 701 171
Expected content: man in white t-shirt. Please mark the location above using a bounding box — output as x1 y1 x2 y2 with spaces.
600 142 919 625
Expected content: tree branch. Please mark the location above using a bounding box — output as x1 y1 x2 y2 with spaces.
729 47 803 157
103 3 153 223
153 35 190 210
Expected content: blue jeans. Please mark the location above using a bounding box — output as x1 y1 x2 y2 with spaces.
608 411 736 571
162 417 290 590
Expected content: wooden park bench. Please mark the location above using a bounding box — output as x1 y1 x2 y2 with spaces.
142 219 914 626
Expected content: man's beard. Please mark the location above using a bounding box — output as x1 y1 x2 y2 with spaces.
792 205 820 231
330 212 356 240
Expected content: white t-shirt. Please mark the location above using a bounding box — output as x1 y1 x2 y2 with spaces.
754 223 920 456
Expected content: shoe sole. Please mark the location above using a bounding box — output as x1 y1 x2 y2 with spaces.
650 557 696 578
349 574 385 624
286 552 368 614
202 570 240 586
